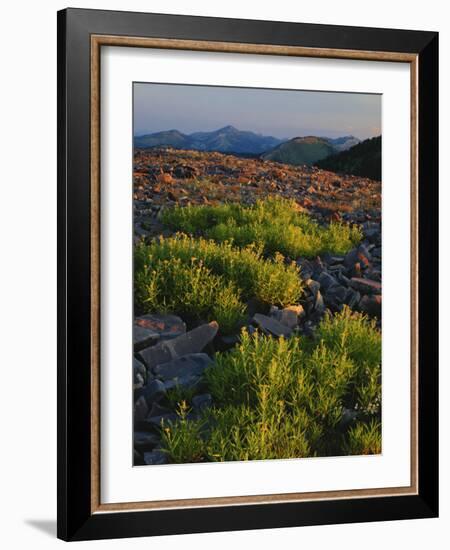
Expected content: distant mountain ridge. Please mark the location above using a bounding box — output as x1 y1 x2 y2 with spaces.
134 126 360 159
316 136 381 181
326 135 361 152
134 125 284 155
262 136 336 166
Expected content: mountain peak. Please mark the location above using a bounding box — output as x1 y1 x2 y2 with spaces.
218 125 238 132
135 126 283 155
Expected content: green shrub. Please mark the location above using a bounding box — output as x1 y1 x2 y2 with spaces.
314 306 381 370
134 235 302 333
205 403 312 462
135 255 246 334
161 196 362 258
314 306 382 412
344 420 382 455
160 401 205 463
160 309 382 463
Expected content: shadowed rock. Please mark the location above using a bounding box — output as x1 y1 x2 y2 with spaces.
134 396 149 423
270 305 304 329
350 277 381 295
135 379 167 407
138 321 218 370
143 450 169 465
134 431 161 451
134 314 186 351
154 353 213 381
360 294 382 317
252 313 292 337
133 357 147 389
192 393 213 411
133 325 160 352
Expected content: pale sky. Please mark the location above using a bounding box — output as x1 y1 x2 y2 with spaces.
133 82 381 140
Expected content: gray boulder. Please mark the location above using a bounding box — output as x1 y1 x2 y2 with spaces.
133 325 160 352
143 450 169 465
252 313 293 337
138 321 218 370
134 314 186 353
134 431 161 451
154 353 213 382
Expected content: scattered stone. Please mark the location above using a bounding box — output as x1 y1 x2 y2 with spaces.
134 395 149 423
359 294 382 317
371 247 382 259
192 393 213 411
367 268 382 282
134 449 145 466
135 314 186 341
305 278 320 297
357 251 370 269
337 272 351 286
134 148 381 226
134 357 146 379
318 271 338 291
163 376 202 391
134 431 161 451
216 333 241 351
143 450 169 465
352 262 362 277
297 259 314 280
147 403 179 428
134 325 160 351
134 372 145 390
311 257 325 278
154 353 213 382
138 321 218 370
156 172 174 185
326 285 348 303
314 290 326 313
139 379 167 406
350 277 382 295
346 289 361 309
133 359 146 391
362 224 380 243
328 256 345 265
148 402 170 418
270 305 304 328
343 247 359 268
252 313 293 337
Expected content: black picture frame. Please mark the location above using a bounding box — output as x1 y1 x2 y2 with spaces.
57 7 438 541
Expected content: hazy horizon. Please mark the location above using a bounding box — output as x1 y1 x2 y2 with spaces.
134 83 381 141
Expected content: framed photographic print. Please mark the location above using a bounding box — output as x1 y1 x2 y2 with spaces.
57 8 438 541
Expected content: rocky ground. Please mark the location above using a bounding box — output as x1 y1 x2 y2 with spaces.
132 148 382 465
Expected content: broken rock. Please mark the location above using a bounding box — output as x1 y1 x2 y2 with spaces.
350 277 382 295
252 313 292 337
138 321 218 370
154 353 213 382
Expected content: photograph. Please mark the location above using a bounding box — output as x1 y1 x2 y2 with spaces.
53 5 439 542
132 83 383 466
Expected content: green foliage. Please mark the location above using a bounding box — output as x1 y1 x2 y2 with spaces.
314 306 382 413
135 255 246 334
262 136 334 166
160 308 382 463
204 404 311 462
161 197 362 258
344 420 382 455
134 234 302 333
160 401 205 463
